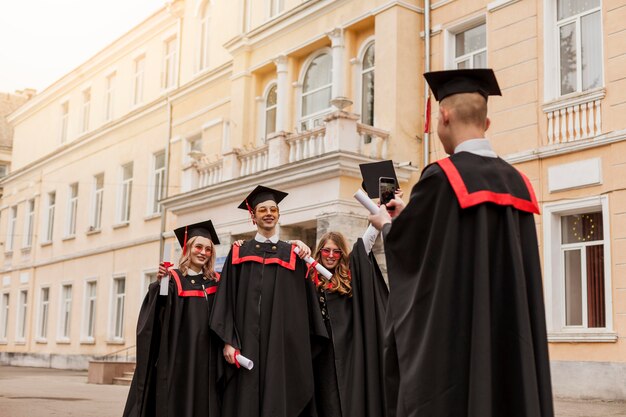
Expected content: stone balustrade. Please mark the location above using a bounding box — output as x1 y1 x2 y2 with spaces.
237 145 269 176
285 126 326 163
543 89 605 145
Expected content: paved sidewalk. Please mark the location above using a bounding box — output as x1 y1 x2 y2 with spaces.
1 365 625 416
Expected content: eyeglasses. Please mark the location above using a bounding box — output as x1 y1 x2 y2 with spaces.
320 248 343 259
256 206 279 214
192 244 213 255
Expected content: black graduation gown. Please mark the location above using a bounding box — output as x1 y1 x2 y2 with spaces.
123 269 223 417
313 238 389 417
209 240 328 417
383 152 554 417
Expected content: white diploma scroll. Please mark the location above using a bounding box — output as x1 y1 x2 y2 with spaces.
354 189 379 215
236 354 254 370
293 247 333 280
159 261 174 296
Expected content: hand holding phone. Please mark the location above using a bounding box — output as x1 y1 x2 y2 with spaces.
379 176 397 207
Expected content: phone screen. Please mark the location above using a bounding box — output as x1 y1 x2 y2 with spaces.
379 177 397 206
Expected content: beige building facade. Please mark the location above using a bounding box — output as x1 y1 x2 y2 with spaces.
0 0 625 400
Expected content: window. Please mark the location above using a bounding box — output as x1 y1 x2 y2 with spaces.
264 84 278 139
1 293 9 340
150 152 166 215
105 72 116 121
199 4 210 71
163 37 178 89
16 290 27 340
66 183 79 237
557 0 602 95
118 163 133 223
543 196 614 341
37 287 49 340
81 89 91 132
143 272 157 295
454 23 487 69
269 0 284 18
44 192 56 242
300 52 332 130
90 174 104 231
23 199 35 248
133 56 145 105
0 164 7 178
60 102 69 143
83 281 97 340
111 277 126 340
6 206 17 252
360 42 375 128
59 284 72 339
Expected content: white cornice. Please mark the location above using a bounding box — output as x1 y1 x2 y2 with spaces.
171 98 231 128
504 129 626 164
487 0 520 12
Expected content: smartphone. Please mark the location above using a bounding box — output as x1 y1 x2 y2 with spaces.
379 177 397 206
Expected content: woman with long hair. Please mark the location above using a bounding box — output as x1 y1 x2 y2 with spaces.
308 229 388 417
123 220 223 417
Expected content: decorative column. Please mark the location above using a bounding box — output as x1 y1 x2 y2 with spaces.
273 54 289 133
326 28 346 105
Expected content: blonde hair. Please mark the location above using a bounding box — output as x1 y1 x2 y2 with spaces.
178 235 218 281
311 232 352 297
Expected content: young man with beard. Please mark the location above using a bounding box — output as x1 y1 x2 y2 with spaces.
209 185 328 417
369 69 554 417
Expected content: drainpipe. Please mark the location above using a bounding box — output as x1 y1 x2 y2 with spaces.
423 0 431 168
159 96 172 260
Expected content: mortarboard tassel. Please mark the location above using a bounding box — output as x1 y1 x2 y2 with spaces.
182 226 188 255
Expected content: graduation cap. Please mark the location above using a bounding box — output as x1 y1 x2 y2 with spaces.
237 185 288 213
424 69 502 102
359 160 399 199
173 219 220 255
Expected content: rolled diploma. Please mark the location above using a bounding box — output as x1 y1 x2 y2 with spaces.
236 353 254 370
159 262 173 296
353 189 379 215
293 247 333 280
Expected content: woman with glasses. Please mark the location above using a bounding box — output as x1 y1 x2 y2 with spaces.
123 220 223 417
307 229 388 417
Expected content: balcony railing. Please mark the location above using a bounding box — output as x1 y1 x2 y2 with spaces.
196 158 223 187
357 123 389 159
237 145 269 176
543 89 605 145
286 126 326 163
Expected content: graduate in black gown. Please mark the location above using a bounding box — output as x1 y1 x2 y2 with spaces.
209 185 328 417
369 69 554 417
307 230 388 417
123 220 223 417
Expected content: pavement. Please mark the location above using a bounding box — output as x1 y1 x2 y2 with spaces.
1 365 625 417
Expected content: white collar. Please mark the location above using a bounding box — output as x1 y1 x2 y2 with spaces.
254 233 279 243
187 268 202 276
454 138 498 158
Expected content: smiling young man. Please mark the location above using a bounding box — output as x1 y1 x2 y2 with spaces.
209 185 328 417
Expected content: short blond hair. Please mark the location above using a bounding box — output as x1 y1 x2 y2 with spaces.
440 92 488 127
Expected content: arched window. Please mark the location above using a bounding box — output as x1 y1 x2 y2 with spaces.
265 84 278 138
199 2 211 71
301 52 332 129
360 42 375 127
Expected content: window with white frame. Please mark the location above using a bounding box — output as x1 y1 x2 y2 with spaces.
300 52 333 130
264 84 278 139
111 277 126 340
81 88 91 133
0 164 8 178
269 0 284 18
66 183 79 237
60 101 69 143
23 199 35 248
118 163 133 223
150 151 166 214
90 174 104 231
199 3 211 71
163 37 178 90
37 287 49 340
454 23 487 69
543 197 614 340
105 72 116 121
44 192 56 242
59 284 72 339
83 281 97 340
133 56 145 106
16 290 27 341
360 42 375 128
143 272 157 295
6 206 17 252
1 293 9 340
556 0 603 96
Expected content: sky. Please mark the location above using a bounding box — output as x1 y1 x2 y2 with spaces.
0 0 166 94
